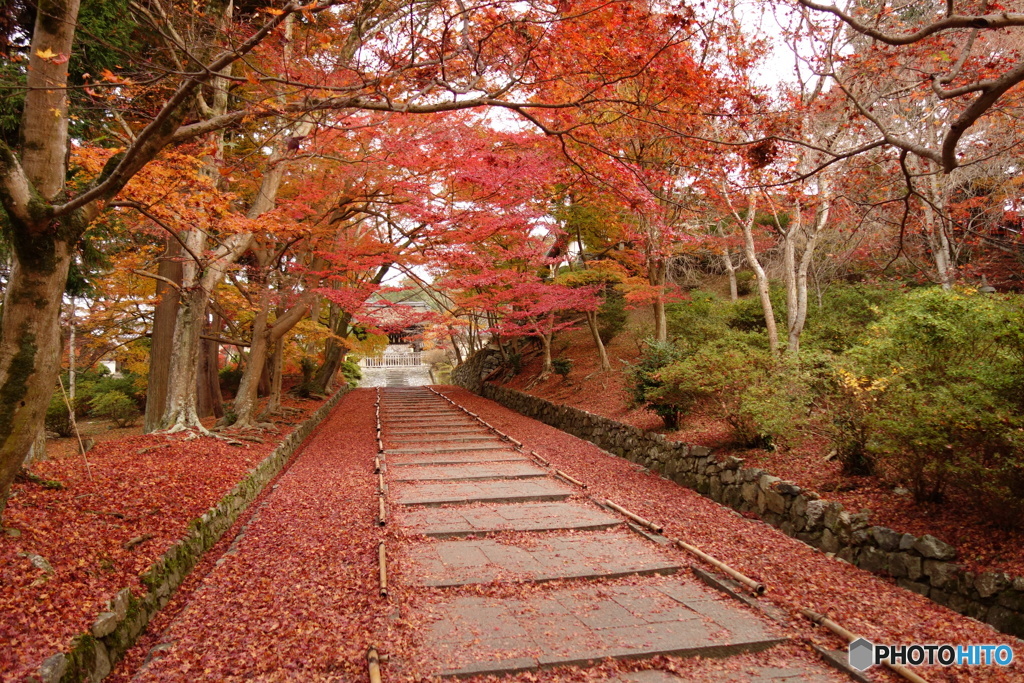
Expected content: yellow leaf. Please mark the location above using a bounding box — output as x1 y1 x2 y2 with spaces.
260 7 285 15
36 47 56 60
51 108 61 118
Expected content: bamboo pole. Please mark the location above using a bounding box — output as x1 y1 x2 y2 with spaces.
378 542 388 597
605 499 663 533
800 609 929 683
531 451 550 467
378 497 387 526
367 647 382 683
555 469 586 488
675 539 766 595
378 473 386 495
374 457 381 474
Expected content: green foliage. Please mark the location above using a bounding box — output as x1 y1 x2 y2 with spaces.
46 395 75 438
552 357 573 377
597 287 627 344
666 291 731 348
839 288 1024 522
340 359 362 387
727 285 786 332
91 390 140 428
655 333 779 447
734 271 754 296
219 365 244 395
70 370 145 419
505 351 523 374
803 282 901 352
626 339 686 429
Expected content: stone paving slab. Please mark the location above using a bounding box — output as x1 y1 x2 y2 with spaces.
392 461 549 483
407 529 680 586
394 478 573 506
388 451 530 466
400 501 622 537
389 435 504 444
387 443 514 454
418 581 785 677
384 420 482 430
386 428 490 436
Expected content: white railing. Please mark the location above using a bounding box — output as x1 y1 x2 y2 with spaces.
361 353 423 368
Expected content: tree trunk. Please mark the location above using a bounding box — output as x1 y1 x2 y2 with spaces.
24 425 47 467
649 258 668 342
145 239 183 431
722 250 738 301
265 338 284 416
233 287 271 427
196 313 223 419
585 310 612 371
160 287 208 431
738 196 779 356
0 241 76 514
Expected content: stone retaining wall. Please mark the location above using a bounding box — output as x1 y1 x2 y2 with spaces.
455 352 1024 638
33 388 350 683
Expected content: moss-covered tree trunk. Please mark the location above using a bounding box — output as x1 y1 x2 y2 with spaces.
0 238 77 515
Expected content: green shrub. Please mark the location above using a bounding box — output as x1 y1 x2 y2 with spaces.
735 271 754 296
655 333 777 447
505 351 523 374
46 394 75 438
667 290 731 348
727 285 786 332
597 288 627 344
552 358 573 378
626 339 687 429
841 288 1024 520
219 365 244 394
803 282 901 352
91 390 141 428
340 359 362 387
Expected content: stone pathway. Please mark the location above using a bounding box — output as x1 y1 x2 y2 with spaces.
379 387 848 680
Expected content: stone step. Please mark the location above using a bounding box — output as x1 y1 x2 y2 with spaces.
391 461 548 482
408 529 680 587
388 452 530 467
386 444 513 454
386 428 490 436
417 580 785 678
393 479 572 507
389 436 502 444
400 501 621 537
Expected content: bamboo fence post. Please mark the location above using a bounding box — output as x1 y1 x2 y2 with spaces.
675 539 766 595
367 647 382 683
800 609 929 683
554 470 586 488
378 542 388 597
605 499 663 533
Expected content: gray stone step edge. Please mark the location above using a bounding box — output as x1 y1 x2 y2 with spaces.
452 352 1024 639
29 387 352 683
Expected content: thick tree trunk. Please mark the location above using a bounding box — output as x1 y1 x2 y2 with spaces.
233 288 271 427
161 287 209 431
585 310 612 371
265 338 284 416
196 314 223 419
145 240 182 431
0 242 75 515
